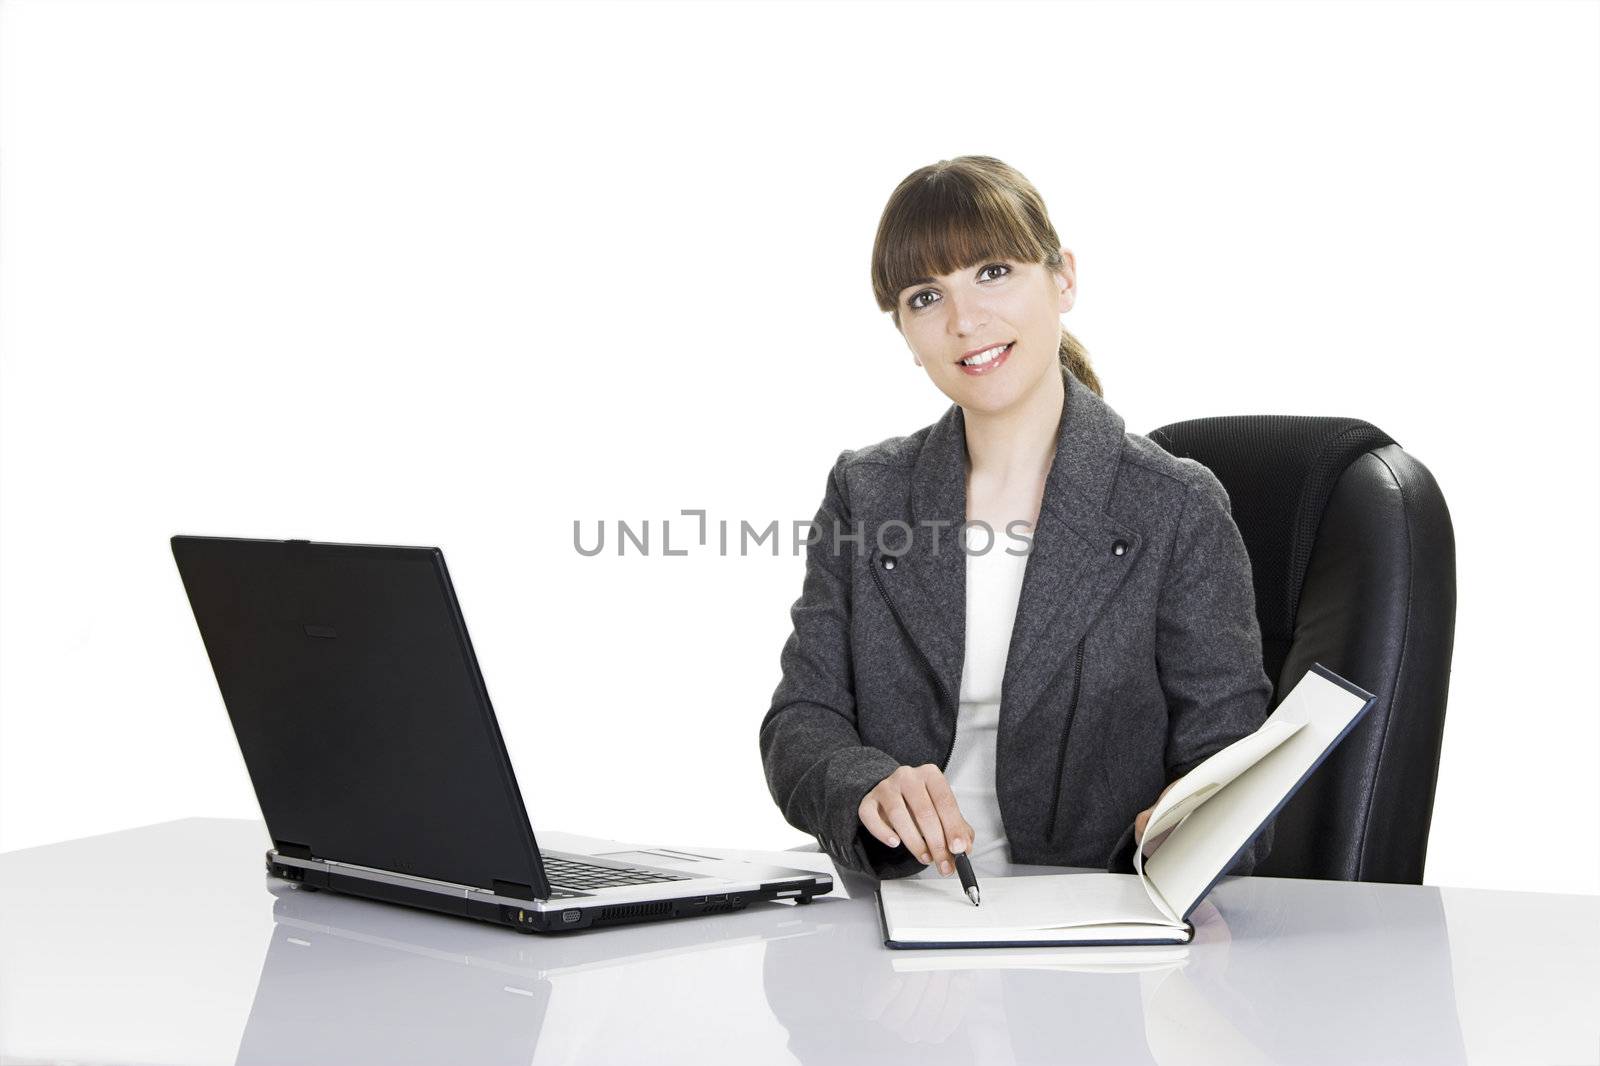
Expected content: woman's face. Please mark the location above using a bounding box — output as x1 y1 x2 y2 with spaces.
895 248 1076 417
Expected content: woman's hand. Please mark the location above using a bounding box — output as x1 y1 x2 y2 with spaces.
857 763 975 876
1133 780 1179 847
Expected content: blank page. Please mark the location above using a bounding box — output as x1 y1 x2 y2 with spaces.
1134 718 1307 919
1144 667 1374 919
880 872 1176 941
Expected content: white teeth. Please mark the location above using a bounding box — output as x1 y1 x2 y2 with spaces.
961 343 1010 367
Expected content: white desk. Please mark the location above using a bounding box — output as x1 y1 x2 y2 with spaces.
1 818 1595 1065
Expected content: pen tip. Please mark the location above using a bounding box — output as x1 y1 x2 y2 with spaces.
967 886 980 906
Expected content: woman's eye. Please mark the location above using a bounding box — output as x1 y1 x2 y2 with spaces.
907 264 1007 311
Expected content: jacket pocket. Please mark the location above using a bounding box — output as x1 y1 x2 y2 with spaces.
1045 634 1088 841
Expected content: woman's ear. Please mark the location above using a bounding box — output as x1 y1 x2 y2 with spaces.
1055 246 1078 314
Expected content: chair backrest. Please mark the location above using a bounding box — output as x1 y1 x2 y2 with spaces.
1147 415 1456 884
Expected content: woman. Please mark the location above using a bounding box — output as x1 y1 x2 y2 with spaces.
758 156 1274 882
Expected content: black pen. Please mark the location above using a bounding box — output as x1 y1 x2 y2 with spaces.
953 851 980 906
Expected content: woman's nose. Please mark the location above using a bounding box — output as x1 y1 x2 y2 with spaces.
945 297 990 337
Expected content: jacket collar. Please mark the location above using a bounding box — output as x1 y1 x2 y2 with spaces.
874 369 1145 731
910 365 1131 531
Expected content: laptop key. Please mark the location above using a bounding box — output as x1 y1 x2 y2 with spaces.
541 854 689 890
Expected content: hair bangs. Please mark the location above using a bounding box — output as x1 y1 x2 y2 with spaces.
874 171 1045 315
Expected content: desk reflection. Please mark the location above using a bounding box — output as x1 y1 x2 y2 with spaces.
239 867 1465 1066
763 870 1467 1065
239 881 828 1065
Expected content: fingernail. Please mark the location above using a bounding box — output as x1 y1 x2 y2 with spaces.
940 861 951 875
950 838 965 853
887 836 899 847
920 853 930 864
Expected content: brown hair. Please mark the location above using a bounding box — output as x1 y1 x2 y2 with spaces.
869 155 1102 397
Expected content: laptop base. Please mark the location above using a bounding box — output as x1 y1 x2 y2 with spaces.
267 852 825 934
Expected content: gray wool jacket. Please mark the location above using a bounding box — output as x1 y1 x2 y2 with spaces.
758 368 1275 882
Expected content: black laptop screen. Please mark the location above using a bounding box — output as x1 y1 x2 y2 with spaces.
171 535 546 896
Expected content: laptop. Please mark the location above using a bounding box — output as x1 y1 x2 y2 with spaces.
170 534 833 933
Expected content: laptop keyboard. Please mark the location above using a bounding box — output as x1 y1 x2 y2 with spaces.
541 854 694 892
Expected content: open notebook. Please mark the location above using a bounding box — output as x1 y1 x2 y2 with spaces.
877 663 1377 949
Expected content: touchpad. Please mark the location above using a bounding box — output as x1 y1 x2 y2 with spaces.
598 849 719 868
596 848 825 885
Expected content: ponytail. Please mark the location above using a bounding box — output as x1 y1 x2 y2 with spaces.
1058 327 1102 397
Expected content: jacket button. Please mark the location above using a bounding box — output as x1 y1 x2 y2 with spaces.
882 557 896 570
1112 539 1128 556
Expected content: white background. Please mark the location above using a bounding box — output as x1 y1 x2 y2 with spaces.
1 0 1595 896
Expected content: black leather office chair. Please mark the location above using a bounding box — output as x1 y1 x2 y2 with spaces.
1147 415 1456 885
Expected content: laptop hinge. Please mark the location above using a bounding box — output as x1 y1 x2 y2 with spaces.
493 879 537 899
274 839 313 860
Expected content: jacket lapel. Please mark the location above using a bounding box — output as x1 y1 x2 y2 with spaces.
869 369 1144 727
1001 373 1145 727
867 400 968 706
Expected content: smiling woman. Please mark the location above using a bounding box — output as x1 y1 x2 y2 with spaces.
869 155 1102 401
758 154 1274 890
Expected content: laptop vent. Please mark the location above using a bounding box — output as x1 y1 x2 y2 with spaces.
598 901 673 922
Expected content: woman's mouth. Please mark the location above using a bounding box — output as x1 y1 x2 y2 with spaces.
958 342 1014 376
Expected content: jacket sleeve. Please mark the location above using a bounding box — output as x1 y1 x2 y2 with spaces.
758 450 926 881
1106 461 1276 877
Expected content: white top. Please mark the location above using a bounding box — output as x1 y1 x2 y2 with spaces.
917 523 1032 877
